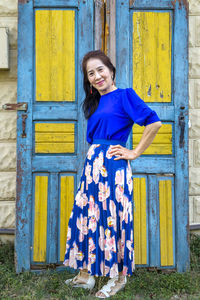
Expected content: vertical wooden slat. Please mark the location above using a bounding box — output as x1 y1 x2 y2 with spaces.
132 12 171 103
35 10 75 101
159 180 174 266
60 175 74 261
33 176 48 262
134 177 147 265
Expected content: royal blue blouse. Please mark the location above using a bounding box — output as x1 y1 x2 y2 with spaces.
86 87 161 145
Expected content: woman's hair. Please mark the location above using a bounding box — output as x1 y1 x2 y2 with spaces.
81 50 116 119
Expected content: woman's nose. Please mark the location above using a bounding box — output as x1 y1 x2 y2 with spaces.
95 72 101 80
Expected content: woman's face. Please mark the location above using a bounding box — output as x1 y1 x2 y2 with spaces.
86 58 115 95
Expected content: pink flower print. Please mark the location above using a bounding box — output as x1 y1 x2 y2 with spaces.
100 165 108 177
127 229 134 260
88 216 97 233
106 146 113 159
88 195 100 233
99 226 105 251
126 161 133 195
93 158 100 184
88 195 100 221
110 263 118 278
115 184 124 203
88 237 96 269
115 169 124 186
89 253 96 264
85 162 92 190
109 200 117 231
132 252 135 271
105 232 116 261
105 248 112 261
75 191 88 209
121 195 132 224
107 236 116 252
89 237 96 252
87 144 100 160
68 241 78 269
66 227 71 242
76 251 84 261
79 232 84 242
76 214 88 235
98 151 104 169
126 240 134 260
69 210 73 219
122 266 128 276
98 181 110 210
100 261 110 275
105 228 111 239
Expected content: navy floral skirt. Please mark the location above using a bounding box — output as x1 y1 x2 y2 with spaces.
63 139 135 278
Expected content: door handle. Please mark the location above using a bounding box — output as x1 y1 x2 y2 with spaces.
178 112 185 148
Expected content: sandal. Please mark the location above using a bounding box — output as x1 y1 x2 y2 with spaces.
95 275 127 298
65 271 95 290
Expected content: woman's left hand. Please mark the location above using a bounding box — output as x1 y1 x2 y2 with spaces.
108 145 140 161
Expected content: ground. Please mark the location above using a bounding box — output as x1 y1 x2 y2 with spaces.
0 233 200 299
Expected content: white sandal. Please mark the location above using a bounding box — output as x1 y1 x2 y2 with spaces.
65 272 95 290
95 275 127 298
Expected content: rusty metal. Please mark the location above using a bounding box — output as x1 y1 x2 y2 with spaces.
129 0 136 6
19 0 30 3
179 112 185 148
21 114 27 138
2 102 28 111
171 0 189 16
95 0 105 51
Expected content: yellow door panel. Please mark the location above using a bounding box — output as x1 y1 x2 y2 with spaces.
35 10 75 101
134 177 147 265
60 175 74 261
133 12 172 103
33 175 48 262
159 180 174 266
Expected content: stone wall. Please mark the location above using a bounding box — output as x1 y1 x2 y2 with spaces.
189 0 200 225
0 0 17 242
0 0 199 243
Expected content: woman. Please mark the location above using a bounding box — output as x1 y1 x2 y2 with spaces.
63 50 162 298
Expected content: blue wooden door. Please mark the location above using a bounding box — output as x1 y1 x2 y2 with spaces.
116 0 189 271
16 0 93 272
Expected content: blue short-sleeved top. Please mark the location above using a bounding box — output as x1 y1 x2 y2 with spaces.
86 87 161 145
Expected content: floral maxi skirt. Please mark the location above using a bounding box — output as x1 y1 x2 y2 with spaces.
63 139 135 278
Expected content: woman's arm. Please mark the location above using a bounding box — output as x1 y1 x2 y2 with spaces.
131 121 162 159
108 121 162 161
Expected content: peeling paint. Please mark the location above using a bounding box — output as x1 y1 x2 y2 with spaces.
171 0 189 17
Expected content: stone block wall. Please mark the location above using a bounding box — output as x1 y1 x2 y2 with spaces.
189 0 200 225
0 0 17 243
0 0 200 243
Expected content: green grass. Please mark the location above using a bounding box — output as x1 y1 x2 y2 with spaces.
0 233 200 299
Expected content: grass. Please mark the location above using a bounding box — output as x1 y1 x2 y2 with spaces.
0 233 200 299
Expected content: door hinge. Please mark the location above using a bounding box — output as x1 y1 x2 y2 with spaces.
2 102 28 111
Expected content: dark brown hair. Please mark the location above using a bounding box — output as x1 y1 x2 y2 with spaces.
81 50 116 119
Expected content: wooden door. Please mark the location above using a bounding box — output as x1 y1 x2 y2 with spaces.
16 0 93 272
116 0 189 271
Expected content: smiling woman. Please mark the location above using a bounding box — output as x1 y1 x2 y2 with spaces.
63 50 162 298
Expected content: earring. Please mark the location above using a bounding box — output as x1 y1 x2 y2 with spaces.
90 84 93 94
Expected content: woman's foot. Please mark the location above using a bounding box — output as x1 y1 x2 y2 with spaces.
95 275 127 298
73 269 90 284
65 269 95 289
